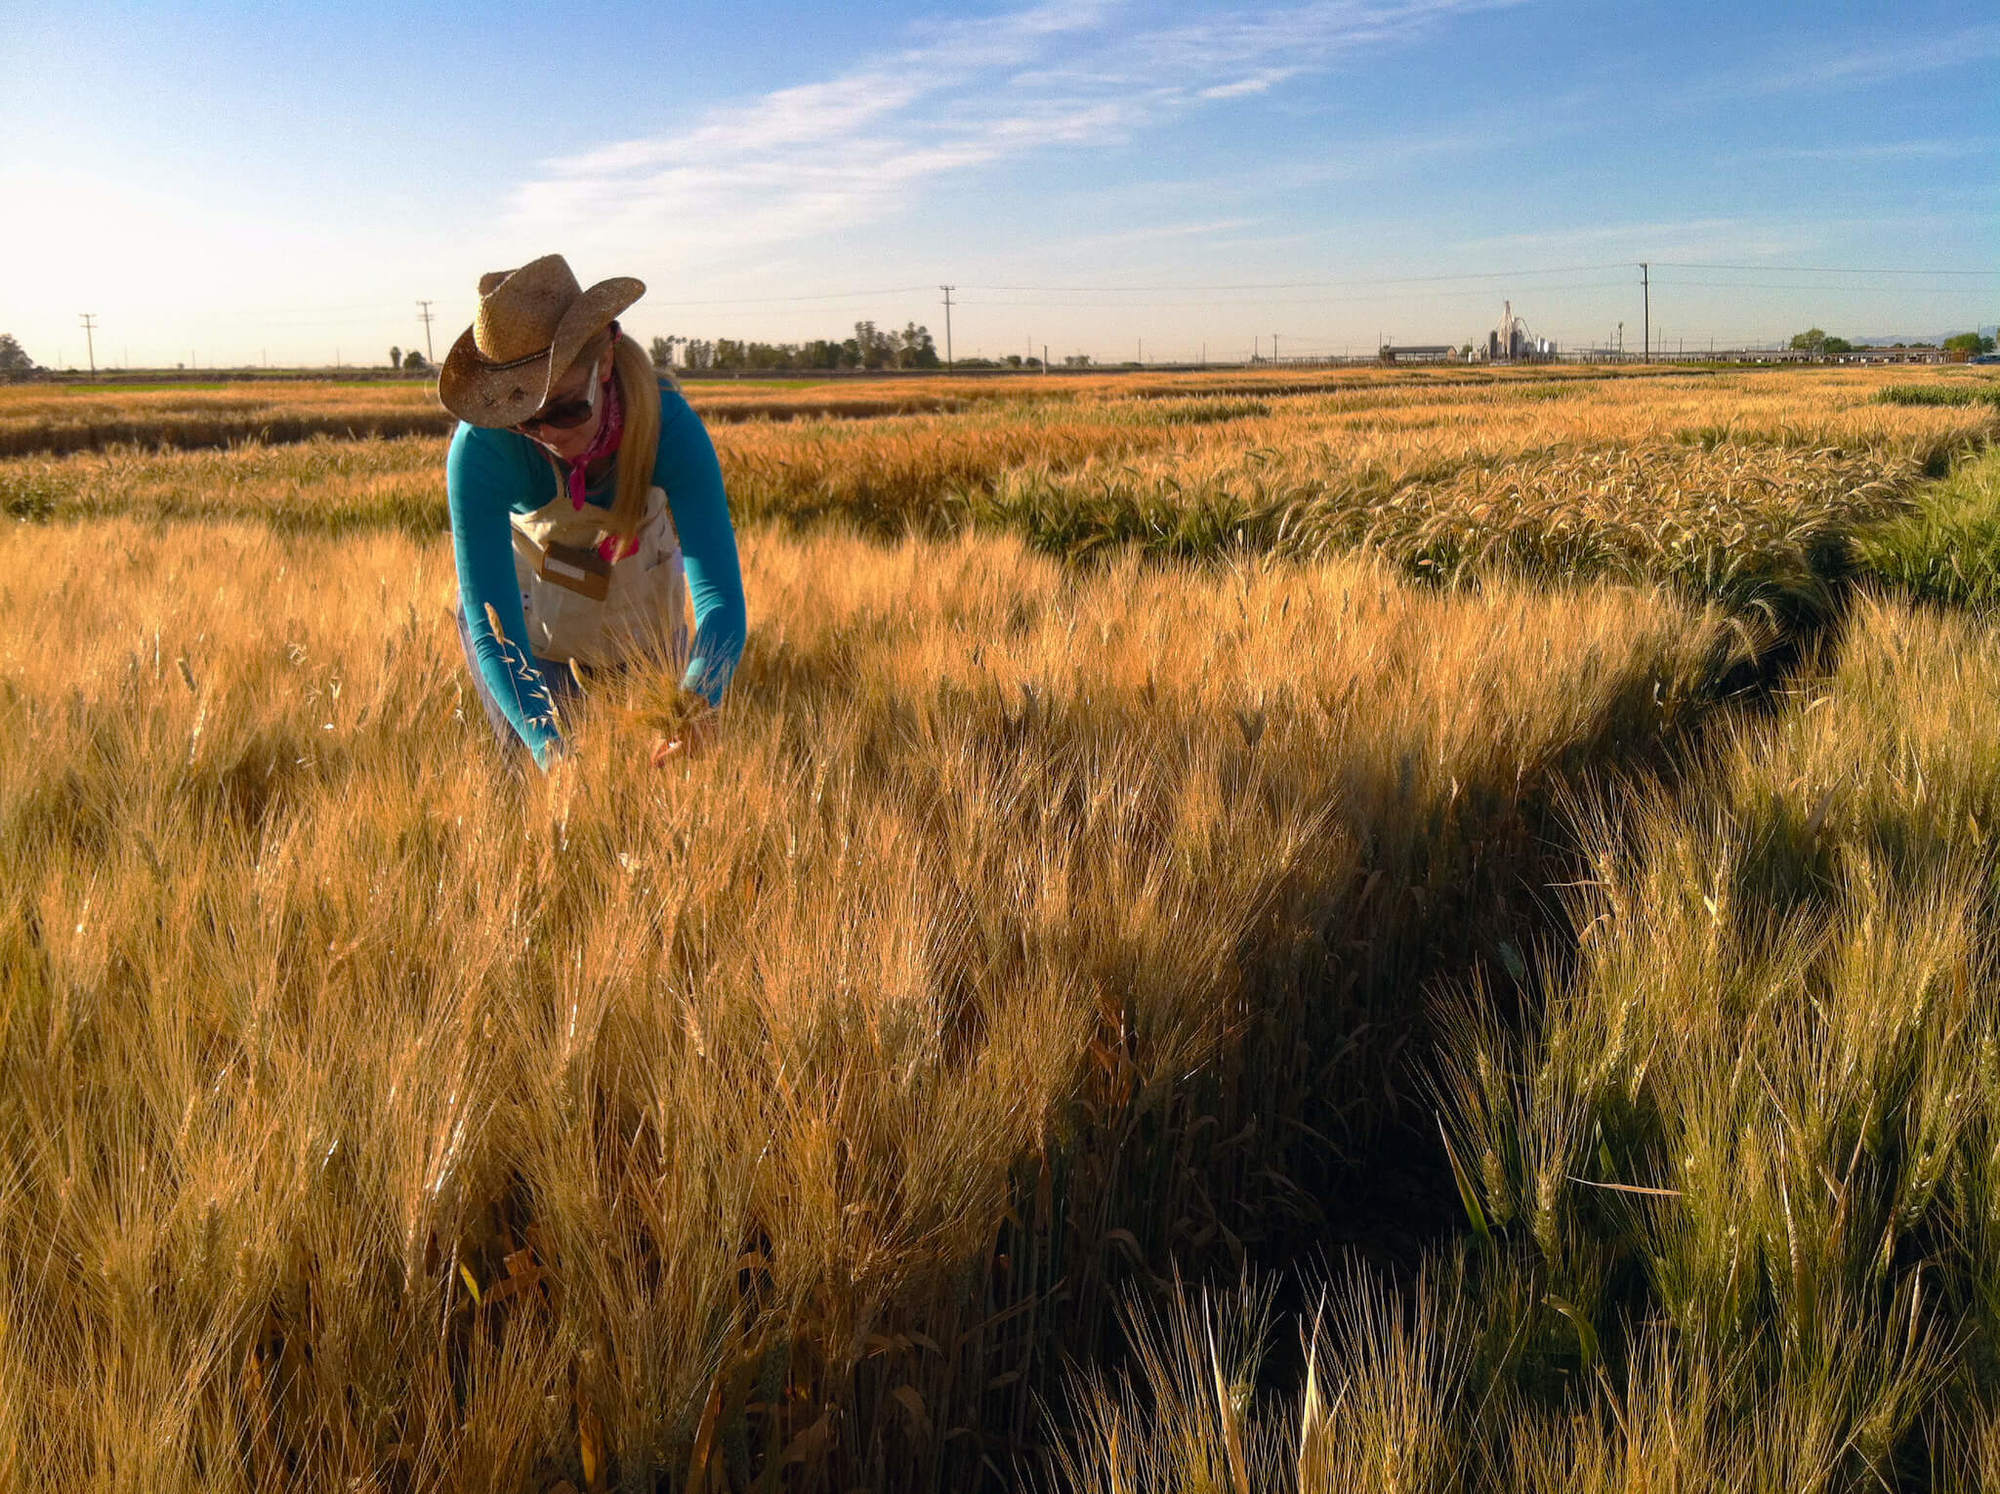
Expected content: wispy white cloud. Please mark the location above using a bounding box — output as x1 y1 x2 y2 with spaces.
1200 69 1307 101
1654 22 2000 128
1447 217 1808 262
1057 217 1264 252
504 0 1527 266
1745 138 1996 163
1756 22 2000 93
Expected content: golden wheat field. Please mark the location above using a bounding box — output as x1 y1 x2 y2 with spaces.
3 366 1999 1492
0 364 1693 457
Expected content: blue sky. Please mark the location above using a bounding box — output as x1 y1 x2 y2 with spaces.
2 0 1994 368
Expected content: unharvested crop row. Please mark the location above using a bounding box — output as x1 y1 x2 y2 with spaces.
1861 447 2000 612
0 517 1740 1491
0 393 989 458
1055 516 2000 1492
0 368 1488 457
3 372 1988 626
983 440 1929 625
0 361 1671 420
4 365 1985 460
0 373 1084 457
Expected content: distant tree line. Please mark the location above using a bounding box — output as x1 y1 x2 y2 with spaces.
0 326 1054 382
955 354 1069 370
650 321 941 373
1791 327 1996 360
1789 328 1854 357
0 334 450 381
0 333 44 382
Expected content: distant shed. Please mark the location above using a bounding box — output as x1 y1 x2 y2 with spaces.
1378 344 1460 364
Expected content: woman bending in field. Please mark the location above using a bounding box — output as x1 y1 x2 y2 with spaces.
438 254 745 769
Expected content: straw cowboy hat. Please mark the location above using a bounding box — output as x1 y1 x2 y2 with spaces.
438 254 646 427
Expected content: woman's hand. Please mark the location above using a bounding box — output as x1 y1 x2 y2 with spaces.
648 691 717 767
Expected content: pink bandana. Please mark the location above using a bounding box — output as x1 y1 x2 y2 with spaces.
564 367 624 513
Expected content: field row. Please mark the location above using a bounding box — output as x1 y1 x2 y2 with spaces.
5 371 1993 623
4 378 1998 1490
1074 559 2000 1492
0 516 1747 1490
4 368 1992 467
0 365 1739 456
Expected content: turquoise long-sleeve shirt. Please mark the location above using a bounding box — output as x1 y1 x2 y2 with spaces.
447 380 747 767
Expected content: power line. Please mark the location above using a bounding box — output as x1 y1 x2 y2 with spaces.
1648 276 1990 292
647 285 934 306
1651 261 2000 276
71 261 1990 343
955 274 1997 312
215 286 938 321
956 280 1642 308
963 262 1995 301
1641 262 1650 364
54 259 1998 335
963 262 1634 293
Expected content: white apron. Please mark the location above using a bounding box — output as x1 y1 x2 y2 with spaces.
509 482 689 671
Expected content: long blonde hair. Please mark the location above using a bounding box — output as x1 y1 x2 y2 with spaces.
542 326 662 541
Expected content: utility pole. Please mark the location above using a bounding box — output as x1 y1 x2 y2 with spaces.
1640 262 1650 364
416 300 437 363
1043 343 1049 375
1254 335 1260 361
939 285 955 371
78 313 97 377
1137 338 1142 364
1272 333 1279 364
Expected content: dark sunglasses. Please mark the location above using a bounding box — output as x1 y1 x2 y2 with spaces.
513 355 605 433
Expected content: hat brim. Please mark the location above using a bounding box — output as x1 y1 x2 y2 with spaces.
438 275 645 427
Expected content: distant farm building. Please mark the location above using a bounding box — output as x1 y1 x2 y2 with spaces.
1377 342 1460 364
1844 344 1946 364
1488 301 1556 362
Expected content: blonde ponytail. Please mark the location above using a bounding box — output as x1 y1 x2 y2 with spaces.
531 329 663 542
606 331 661 541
